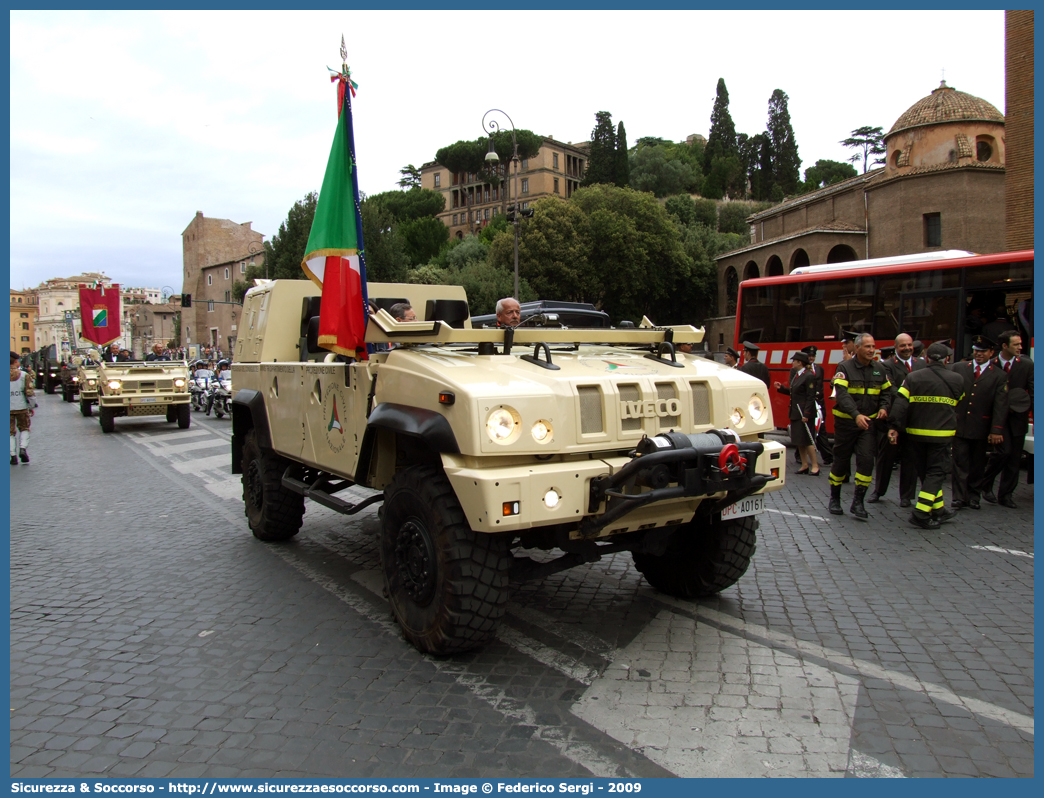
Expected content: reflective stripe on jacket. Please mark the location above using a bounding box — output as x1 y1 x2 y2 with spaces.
889 362 965 439
832 357 893 419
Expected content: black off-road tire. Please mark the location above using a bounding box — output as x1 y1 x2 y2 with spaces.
166 406 177 423
177 403 191 429
632 513 758 598
44 382 54 395
241 430 304 541
62 386 72 403
80 399 92 417
99 406 115 433
380 465 512 655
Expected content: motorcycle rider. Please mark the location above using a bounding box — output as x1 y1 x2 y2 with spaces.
191 360 215 412
206 360 231 416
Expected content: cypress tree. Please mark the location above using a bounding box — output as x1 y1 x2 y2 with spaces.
615 121 630 187
581 111 618 186
704 78 738 175
767 89 801 197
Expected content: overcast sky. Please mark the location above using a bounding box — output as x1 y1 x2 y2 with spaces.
9 9 1007 294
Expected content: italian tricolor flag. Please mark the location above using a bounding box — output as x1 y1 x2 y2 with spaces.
301 64 369 359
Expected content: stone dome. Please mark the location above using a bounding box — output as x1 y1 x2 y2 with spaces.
886 81 1004 139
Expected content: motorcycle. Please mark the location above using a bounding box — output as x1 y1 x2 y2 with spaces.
189 376 210 412
209 376 231 419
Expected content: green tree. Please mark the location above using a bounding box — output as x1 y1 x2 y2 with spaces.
569 184 692 323
360 197 409 282
704 154 743 201
398 216 449 266
664 194 697 226
487 197 593 303
704 78 738 175
265 191 318 280
435 130 543 186
767 89 801 197
629 145 698 197
841 126 887 173
581 111 618 186
368 187 445 222
803 159 857 190
397 164 421 189
615 121 630 187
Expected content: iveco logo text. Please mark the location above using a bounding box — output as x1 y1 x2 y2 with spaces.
621 399 682 418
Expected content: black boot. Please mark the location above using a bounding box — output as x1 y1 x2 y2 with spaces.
828 484 844 515
850 485 869 520
19 448 28 463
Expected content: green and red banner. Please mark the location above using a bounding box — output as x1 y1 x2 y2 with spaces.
78 283 121 347
301 63 369 358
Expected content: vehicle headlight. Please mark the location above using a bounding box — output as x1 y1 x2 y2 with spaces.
748 395 766 423
730 407 745 428
107 380 122 393
531 420 553 443
486 407 521 444
87 379 97 387
173 378 186 390
72 376 79 382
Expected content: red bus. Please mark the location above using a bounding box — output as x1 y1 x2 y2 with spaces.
734 249 1033 432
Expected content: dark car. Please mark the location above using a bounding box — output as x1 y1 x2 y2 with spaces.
40 346 62 394
470 300 611 329
59 361 82 402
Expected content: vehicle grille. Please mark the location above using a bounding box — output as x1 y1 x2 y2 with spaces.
577 386 603 434
656 382 680 429
690 381 711 425
619 384 641 431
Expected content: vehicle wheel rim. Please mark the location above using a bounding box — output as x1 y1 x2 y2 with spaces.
394 519 437 606
246 461 264 509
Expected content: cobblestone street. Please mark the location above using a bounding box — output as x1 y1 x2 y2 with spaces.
10 396 1034 778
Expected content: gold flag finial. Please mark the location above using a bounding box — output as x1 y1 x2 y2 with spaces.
340 34 347 65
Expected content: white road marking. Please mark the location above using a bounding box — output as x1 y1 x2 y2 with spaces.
172 453 231 475
132 428 211 443
765 508 829 522
507 602 619 662
147 437 230 456
666 598 1033 735
204 477 244 501
970 544 1033 559
848 751 906 778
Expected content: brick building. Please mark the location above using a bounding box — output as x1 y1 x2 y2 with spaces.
707 82 1006 347
420 137 588 239
1005 10 1033 251
181 212 265 355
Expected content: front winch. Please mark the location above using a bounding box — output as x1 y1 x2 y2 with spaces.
582 429 772 536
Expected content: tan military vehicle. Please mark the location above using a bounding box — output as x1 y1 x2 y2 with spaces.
231 281 786 655
89 349 192 432
74 355 100 417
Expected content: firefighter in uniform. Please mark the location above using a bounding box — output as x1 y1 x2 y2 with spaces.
950 336 1007 509
868 333 925 506
828 333 892 519
888 342 966 530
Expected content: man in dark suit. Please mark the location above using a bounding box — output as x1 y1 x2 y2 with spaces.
145 344 170 362
950 336 1007 509
723 347 740 368
99 343 127 363
737 341 770 388
868 333 924 507
981 330 1033 508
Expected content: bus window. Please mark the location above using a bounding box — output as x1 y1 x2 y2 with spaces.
900 291 960 344
874 275 903 341
965 259 1034 287
780 281 802 342
738 285 776 342
802 276 873 340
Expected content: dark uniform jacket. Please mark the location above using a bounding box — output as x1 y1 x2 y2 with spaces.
950 360 1008 439
994 355 1034 437
100 351 127 363
882 355 926 391
738 358 771 389
778 368 816 422
145 353 171 361
889 362 965 439
832 357 893 420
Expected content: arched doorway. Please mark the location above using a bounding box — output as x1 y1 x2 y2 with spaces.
766 255 784 276
788 249 809 272
725 267 739 315
743 261 760 281
827 244 858 264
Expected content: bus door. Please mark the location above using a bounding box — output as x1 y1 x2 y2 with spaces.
897 288 963 356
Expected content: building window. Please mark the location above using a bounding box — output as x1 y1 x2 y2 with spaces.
22 322 29 330
492 186 499 201
492 207 498 217
224 267 229 280
452 214 457 225
553 153 559 170
521 178 529 194
19 312 28 318
240 262 246 274
225 291 231 302
20 336 29 342
484 188 490 203
484 208 490 220
976 137 994 162
554 178 559 194
521 202 529 210
924 213 942 247
434 173 441 187
521 158 528 169
207 274 213 286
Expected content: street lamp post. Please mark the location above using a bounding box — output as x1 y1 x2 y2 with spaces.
482 109 520 300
